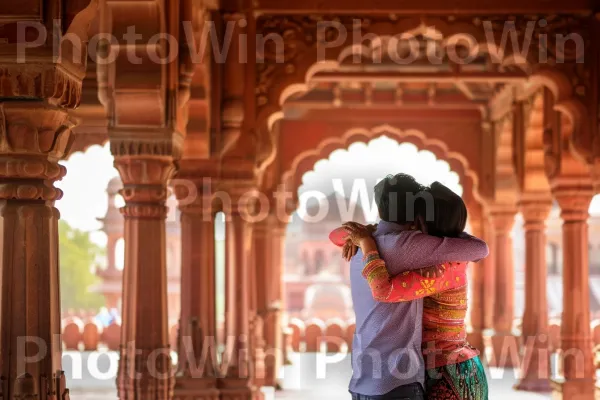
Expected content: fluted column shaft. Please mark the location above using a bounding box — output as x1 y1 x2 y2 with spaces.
219 186 255 400
482 217 496 337
515 200 552 391
253 214 287 387
552 188 595 400
465 212 486 352
115 156 175 400
173 180 220 400
489 208 519 367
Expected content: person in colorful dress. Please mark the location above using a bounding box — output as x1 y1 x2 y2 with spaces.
333 174 488 400
342 181 489 400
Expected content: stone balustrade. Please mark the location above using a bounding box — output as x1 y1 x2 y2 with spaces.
61 316 180 352
59 314 600 370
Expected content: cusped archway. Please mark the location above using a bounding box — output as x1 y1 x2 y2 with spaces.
279 124 480 212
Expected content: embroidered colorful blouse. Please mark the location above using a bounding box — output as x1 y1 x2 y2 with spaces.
362 251 477 369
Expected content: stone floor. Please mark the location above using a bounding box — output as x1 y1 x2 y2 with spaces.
65 352 553 399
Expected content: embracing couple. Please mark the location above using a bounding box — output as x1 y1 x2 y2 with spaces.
330 173 490 400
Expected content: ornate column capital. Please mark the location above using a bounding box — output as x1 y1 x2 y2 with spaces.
217 179 260 218
173 178 214 217
552 178 594 222
488 204 518 234
519 194 553 230
114 156 176 219
0 102 76 202
253 213 288 237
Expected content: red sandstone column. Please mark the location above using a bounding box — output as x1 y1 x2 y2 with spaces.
466 207 486 352
219 187 255 399
489 207 520 367
174 177 220 399
0 102 73 399
253 214 288 388
249 220 267 388
515 199 552 391
551 187 596 400
115 156 175 399
0 3 95 396
267 218 287 388
481 215 497 363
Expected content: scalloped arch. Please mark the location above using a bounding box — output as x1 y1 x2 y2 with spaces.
65 136 109 160
280 124 479 209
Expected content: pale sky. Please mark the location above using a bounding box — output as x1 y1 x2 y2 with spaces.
56 143 119 246
56 138 600 246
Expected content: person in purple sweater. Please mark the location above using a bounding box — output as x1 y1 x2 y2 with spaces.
332 174 488 400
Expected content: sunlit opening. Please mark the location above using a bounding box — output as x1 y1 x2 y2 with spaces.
284 136 463 322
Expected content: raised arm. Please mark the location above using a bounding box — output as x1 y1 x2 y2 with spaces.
377 230 488 275
361 251 468 303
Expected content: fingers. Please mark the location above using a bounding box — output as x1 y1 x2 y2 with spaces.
342 241 351 261
341 239 359 261
342 244 350 261
342 222 359 233
343 221 366 231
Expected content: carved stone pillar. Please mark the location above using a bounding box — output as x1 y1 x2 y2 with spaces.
114 155 176 399
515 198 552 391
0 102 74 399
249 222 267 389
488 207 519 367
551 185 595 400
465 205 486 353
219 186 255 400
481 215 496 362
173 176 219 400
253 214 287 388
0 1 96 397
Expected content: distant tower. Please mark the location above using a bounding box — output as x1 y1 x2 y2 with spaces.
93 177 182 322
93 177 124 310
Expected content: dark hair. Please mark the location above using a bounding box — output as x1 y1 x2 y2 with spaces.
415 181 467 238
374 173 424 224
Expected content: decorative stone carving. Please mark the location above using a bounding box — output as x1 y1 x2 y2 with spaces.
255 14 597 175
0 67 82 108
110 137 184 159
114 157 175 218
0 0 99 396
0 104 77 400
0 103 75 200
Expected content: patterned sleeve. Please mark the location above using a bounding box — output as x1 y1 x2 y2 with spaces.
361 251 468 303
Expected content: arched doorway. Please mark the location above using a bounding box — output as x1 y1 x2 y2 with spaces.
282 135 466 331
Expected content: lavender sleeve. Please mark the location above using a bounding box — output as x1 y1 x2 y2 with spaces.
376 231 489 276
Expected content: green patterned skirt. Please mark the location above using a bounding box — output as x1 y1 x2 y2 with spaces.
425 356 488 400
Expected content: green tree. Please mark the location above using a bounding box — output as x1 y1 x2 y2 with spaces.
59 220 105 310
